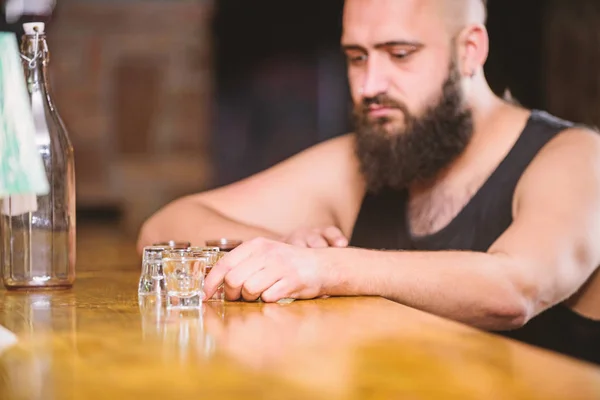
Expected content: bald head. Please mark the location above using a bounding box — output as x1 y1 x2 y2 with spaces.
342 0 487 41
440 0 488 35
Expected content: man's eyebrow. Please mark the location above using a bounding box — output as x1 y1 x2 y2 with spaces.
341 44 367 52
341 41 424 52
375 41 424 49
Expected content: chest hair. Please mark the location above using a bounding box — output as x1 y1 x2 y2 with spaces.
407 183 480 237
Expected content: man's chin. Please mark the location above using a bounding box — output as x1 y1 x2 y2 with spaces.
366 118 406 136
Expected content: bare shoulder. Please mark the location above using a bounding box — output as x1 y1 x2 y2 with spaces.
538 126 600 156
522 126 600 179
514 126 600 213
292 133 358 169
195 133 365 237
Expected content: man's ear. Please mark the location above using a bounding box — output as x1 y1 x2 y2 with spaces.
456 24 489 78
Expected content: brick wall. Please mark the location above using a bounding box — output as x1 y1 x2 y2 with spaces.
46 0 214 235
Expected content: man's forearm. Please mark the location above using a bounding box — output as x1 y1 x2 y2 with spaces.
137 198 279 251
319 247 532 331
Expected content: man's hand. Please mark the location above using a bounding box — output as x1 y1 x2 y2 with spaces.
282 226 349 248
203 238 328 302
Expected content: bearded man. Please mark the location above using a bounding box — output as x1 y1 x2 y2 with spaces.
138 0 600 364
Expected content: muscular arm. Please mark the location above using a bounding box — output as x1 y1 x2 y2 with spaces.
319 128 600 330
137 134 364 252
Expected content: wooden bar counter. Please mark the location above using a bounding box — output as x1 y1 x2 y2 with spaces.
0 223 599 399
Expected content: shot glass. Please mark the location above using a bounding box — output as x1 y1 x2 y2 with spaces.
153 241 191 249
138 246 168 296
205 239 242 252
189 247 224 301
162 249 209 309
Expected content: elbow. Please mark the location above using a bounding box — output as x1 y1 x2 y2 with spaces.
480 254 539 331
477 275 535 330
489 300 531 331
483 288 536 331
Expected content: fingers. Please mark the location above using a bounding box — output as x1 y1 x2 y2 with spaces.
260 279 292 303
285 227 345 248
205 237 319 303
203 258 232 299
305 232 329 248
223 255 265 301
286 236 309 248
322 226 348 247
204 241 256 298
285 230 328 248
240 267 284 302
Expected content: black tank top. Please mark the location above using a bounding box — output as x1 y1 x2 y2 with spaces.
349 110 600 365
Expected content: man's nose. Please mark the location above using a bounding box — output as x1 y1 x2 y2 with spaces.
360 57 390 98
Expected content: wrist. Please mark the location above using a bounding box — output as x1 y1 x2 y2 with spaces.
314 247 345 297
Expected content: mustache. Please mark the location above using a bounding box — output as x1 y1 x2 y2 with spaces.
358 94 409 115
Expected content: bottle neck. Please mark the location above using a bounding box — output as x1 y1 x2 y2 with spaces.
20 33 51 95
20 31 58 147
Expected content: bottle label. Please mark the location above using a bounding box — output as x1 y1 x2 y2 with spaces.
0 32 50 198
1 193 38 216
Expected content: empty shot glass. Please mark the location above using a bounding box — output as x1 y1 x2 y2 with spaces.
153 241 191 249
139 246 168 296
162 249 208 309
188 247 224 301
205 239 242 252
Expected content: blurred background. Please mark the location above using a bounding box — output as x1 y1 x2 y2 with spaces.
1 0 598 238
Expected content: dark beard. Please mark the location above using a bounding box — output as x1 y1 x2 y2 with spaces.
353 62 474 193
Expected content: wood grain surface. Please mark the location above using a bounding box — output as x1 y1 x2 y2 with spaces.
0 224 598 399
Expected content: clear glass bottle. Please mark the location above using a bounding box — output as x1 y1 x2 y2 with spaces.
0 22 76 289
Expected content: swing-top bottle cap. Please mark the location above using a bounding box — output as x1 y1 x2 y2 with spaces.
23 22 45 35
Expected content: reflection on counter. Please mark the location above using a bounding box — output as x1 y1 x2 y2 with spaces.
0 339 58 400
0 291 77 340
139 295 225 362
0 291 77 400
138 296 359 397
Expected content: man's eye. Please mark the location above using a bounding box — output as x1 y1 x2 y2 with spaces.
346 54 367 64
391 52 409 59
390 47 417 60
